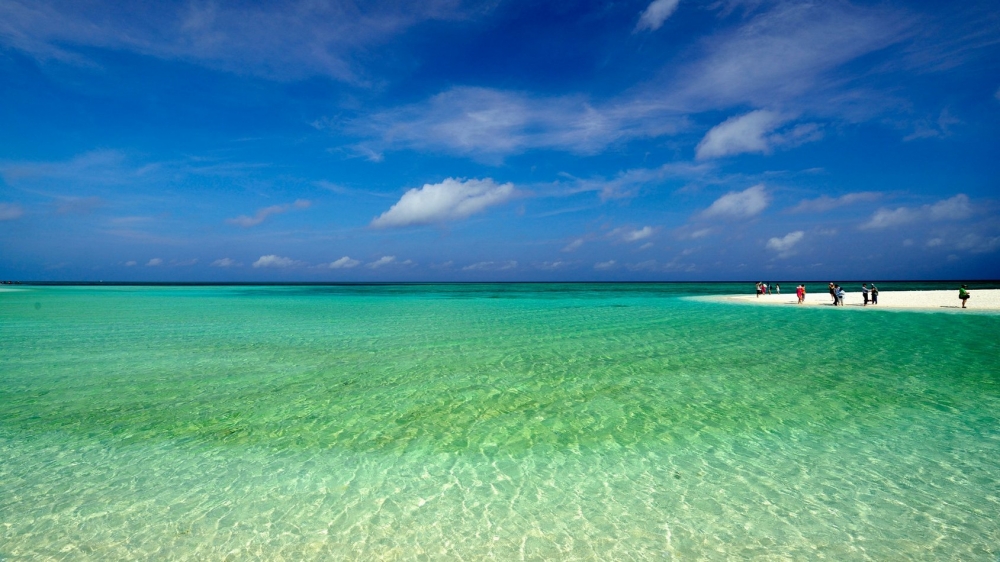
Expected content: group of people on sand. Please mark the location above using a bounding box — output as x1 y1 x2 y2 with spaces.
757 282 974 308
826 282 878 306
755 282 779 297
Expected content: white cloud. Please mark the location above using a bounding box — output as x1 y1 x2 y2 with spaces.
462 260 517 271
995 86 1000 101
371 178 515 228
926 238 943 247
928 194 971 221
227 199 310 228
349 87 686 159
956 233 1000 254
0 0 472 82
790 192 880 213
124 260 136 267
366 256 396 269
903 108 961 141
253 255 295 268
146 258 163 266
636 0 681 32
766 231 805 257
327 256 360 269
211 258 241 267
536 260 571 270
0 202 24 220
623 226 655 242
594 260 617 270
671 2 910 110
701 184 769 219
695 110 822 160
562 238 585 252
860 194 972 230
696 110 784 159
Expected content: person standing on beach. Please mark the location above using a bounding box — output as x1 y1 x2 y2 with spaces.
862 284 869 306
870 284 878 305
796 284 804 304
776 284 781 294
829 283 837 305
835 285 845 306
959 284 970 308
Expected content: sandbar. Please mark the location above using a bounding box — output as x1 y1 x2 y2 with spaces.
710 289 1000 311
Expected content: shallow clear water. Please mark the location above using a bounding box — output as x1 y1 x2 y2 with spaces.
1 284 999 560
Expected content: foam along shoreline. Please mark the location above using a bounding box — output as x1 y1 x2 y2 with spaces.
711 289 1000 311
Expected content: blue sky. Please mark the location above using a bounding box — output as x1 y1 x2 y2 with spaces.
1 0 998 281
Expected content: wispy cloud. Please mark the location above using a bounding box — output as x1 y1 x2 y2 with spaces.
594 260 617 270
0 203 24 220
696 110 821 159
902 108 961 141
211 258 242 267
462 260 517 271
860 194 972 229
371 178 515 228
349 87 688 160
635 0 681 32
0 0 477 82
700 184 769 219
146 258 163 266
226 200 311 228
789 192 880 213
670 2 912 110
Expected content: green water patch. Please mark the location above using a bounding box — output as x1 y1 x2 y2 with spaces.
3 289 998 458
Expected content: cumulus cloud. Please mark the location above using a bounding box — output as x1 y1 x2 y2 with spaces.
327 256 360 269
124 260 136 267
766 231 805 257
366 256 396 269
0 202 24 220
462 260 517 271
695 110 822 160
701 184 769 219
790 192 880 213
253 255 295 268
860 194 972 230
371 178 515 228
211 258 241 267
227 199 310 228
146 258 163 266
636 0 680 32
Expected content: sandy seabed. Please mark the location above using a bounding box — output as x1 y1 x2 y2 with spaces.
715 289 1000 311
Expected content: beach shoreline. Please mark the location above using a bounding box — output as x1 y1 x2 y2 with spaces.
705 289 1000 311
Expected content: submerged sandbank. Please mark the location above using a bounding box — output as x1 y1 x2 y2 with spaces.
709 289 1000 311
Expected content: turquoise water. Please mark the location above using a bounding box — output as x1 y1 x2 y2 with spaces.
1 284 998 560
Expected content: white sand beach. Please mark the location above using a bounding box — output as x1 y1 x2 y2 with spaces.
717 289 1000 311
